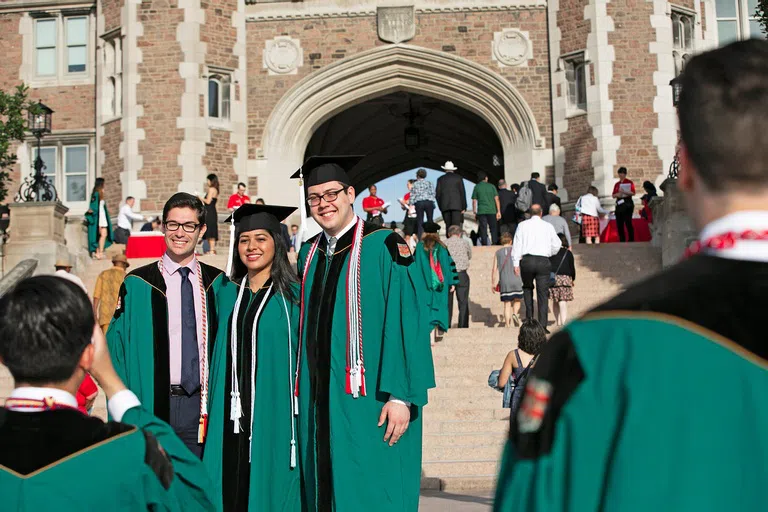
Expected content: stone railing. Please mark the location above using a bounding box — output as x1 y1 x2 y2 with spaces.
649 178 697 267
0 259 38 297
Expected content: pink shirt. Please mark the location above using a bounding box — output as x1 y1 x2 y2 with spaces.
161 252 205 386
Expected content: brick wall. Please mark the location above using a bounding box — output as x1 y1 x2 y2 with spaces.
609 0 662 186
0 13 26 200
558 0 591 54
202 129 238 200
101 119 122 208
135 0 185 212
561 113 597 197
246 10 553 159
101 0 123 34
201 0 239 70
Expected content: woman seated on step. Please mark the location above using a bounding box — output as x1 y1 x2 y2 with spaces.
496 319 547 413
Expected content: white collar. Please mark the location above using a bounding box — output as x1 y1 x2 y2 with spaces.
698 211 768 262
324 215 359 242
8 387 78 411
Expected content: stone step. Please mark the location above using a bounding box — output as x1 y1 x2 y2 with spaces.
423 442 505 462
420 475 498 492
423 432 507 447
426 396 503 410
424 408 509 422
423 419 509 435
422 459 500 478
428 387 503 401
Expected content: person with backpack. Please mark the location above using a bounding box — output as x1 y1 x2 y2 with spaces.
495 319 547 413
518 172 549 216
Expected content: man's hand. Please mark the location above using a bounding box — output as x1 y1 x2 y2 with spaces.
378 401 410 446
88 324 126 400
449 286 455 293
496 212 502 221
514 267 521 276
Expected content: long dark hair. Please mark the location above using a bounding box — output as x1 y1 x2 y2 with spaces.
91 177 105 201
207 173 220 193
422 232 445 253
230 228 297 302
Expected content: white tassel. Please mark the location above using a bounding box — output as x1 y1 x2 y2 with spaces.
290 439 297 469
293 395 299 416
230 391 242 433
225 216 236 276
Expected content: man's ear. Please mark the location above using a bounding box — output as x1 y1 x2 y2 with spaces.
677 143 695 193
199 223 208 240
347 186 356 204
80 343 95 372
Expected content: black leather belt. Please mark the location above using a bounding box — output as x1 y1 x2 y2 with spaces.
170 385 189 397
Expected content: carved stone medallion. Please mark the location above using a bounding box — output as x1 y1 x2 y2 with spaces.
264 36 303 76
377 6 415 44
492 29 531 67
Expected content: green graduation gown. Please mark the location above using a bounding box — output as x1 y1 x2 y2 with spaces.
495 254 768 511
0 404 216 511
85 192 113 254
107 260 227 424
412 242 459 332
297 221 436 512
203 279 302 512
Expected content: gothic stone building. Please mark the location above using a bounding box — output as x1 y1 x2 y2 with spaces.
0 0 755 219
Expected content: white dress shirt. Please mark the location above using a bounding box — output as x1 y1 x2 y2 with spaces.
54 269 88 293
118 204 145 230
321 214 409 407
7 387 141 422
579 193 608 217
698 211 768 262
512 215 562 267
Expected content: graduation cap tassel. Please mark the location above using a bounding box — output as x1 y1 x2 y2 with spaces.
230 277 248 433
225 215 236 277
290 440 297 469
281 294 299 470
248 283 273 463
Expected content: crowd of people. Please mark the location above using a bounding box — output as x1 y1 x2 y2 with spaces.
2 37 762 512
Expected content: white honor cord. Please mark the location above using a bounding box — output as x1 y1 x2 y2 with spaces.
229 277 248 432
280 295 298 469
225 216 236 276
249 283 273 462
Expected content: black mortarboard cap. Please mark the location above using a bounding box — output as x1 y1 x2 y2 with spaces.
423 221 441 234
290 155 365 188
224 204 297 236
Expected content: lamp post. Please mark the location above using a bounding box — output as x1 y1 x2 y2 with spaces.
17 100 57 202
668 75 683 179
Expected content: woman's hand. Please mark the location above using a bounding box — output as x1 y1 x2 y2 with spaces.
492 284 498 293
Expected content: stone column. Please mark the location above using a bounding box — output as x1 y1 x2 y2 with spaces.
650 178 697 267
5 202 70 275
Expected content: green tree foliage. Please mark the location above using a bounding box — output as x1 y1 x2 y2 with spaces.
758 0 768 37
0 85 36 203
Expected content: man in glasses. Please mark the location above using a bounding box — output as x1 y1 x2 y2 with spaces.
292 156 435 512
107 192 228 457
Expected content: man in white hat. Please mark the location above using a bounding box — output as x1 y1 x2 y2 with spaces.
53 256 87 293
93 253 130 334
435 160 467 236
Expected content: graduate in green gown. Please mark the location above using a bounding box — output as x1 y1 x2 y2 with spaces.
0 276 216 511
203 204 302 511
412 221 459 343
495 40 768 512
85 177 113 259
293 156 435 512
108 193 228 456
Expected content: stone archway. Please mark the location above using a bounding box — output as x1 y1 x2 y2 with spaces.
256 43 549 206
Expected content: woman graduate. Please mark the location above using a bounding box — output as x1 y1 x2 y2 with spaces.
203 204 302 512
412 221 459 344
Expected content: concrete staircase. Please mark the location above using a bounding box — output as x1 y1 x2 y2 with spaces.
420 243 662 491
0 241 661 494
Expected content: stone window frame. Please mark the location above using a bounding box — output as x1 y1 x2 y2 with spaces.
671 8 695 77
205 66 234 131
28 136 94 211
101 29 123 122
559 51 589 118
714 0 762 46
23 8 95 88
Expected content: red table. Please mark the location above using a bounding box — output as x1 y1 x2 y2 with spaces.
600 218 652 243
125 233 166 258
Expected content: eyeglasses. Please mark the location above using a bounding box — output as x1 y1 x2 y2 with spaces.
164 221 201 233
306 187 347 207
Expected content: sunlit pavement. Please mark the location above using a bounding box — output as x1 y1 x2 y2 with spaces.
419 491 494 511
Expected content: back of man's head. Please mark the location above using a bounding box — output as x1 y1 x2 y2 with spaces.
530 204 543 217
679 39 768 192
478 172 488 182
0 276 93 385
447 225 463 237
549 203 561 215
531 172 540 181
498 179 507 189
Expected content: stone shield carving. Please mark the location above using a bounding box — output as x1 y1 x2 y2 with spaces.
493 29 531 67
377 6 415 44
264 36 303 76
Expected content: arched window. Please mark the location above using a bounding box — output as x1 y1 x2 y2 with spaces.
671 11 694 76
208 73 232 124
